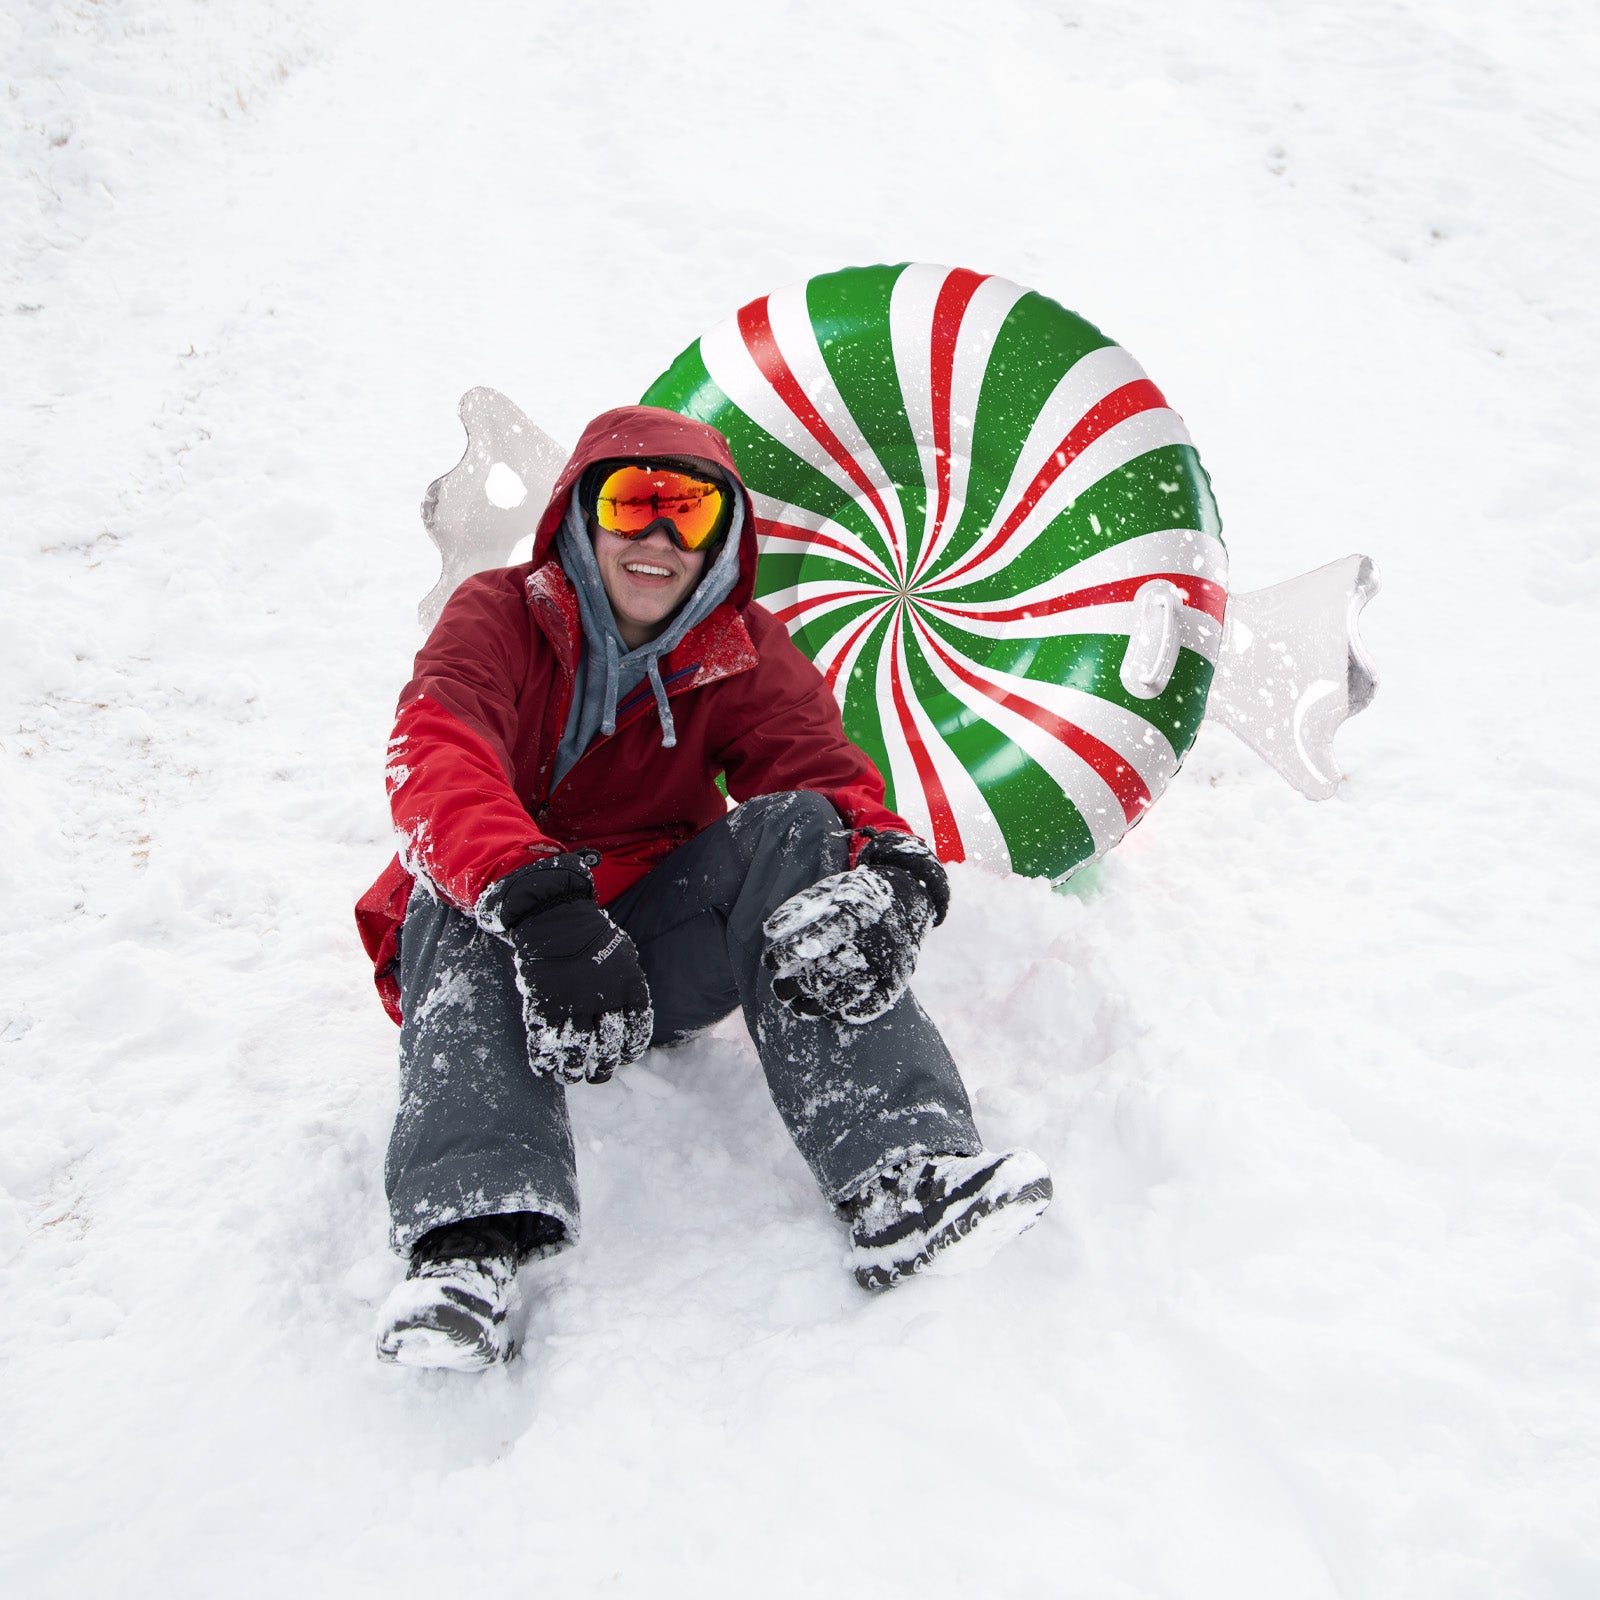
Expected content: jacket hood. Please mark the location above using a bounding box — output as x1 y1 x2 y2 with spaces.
532 405 759 611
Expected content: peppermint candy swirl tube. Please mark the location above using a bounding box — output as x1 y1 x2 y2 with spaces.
641 264 1228 882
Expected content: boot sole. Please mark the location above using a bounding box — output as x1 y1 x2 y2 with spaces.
376 1312 512 1372
917 1176 1052 1280
853 1155 1053 1291
374 1282 514 1371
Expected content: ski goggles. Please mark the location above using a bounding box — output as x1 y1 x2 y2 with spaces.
591 463 731 552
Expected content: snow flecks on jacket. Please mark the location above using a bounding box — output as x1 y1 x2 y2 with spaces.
386 693 560 915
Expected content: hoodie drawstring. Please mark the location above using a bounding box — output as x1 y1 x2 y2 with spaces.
600 634 621 738
647 657 677 749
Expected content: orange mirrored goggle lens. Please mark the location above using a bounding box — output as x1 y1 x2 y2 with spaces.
593 464 729 552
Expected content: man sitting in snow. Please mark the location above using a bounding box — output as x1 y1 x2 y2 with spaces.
356 405 1052 1371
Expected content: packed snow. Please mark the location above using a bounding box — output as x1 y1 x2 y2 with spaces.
3 1 1597 1595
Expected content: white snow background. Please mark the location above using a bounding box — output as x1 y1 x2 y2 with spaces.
3 2 1597 1595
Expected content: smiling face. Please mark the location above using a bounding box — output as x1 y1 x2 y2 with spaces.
591 520 710 650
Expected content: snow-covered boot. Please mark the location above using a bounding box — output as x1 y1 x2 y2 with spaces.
375 1216 523 1371
844 1149 1053 1291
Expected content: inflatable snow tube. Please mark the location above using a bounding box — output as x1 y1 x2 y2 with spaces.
641 263 1228 882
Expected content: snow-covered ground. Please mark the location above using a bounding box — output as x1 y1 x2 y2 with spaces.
3 1 1597 1594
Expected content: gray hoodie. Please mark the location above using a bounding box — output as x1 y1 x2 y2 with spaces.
551 482 745 787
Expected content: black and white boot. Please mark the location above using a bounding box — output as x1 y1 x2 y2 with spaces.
375 1216 524 1371
844 1149 1053 1291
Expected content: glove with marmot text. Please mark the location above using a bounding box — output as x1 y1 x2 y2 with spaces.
479 853 653 1084
761 831 950 1026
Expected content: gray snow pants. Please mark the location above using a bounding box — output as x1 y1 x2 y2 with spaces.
384 790 981 1254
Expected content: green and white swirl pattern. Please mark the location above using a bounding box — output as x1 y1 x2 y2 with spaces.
641 263 1227 881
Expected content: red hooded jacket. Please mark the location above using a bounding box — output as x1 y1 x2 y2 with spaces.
355 406 913 1024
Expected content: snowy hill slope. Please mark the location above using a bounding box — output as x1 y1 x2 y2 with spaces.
2 2 1597 1595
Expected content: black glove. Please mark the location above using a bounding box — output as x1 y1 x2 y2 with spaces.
761 832 950 1026
479 854 653 1084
